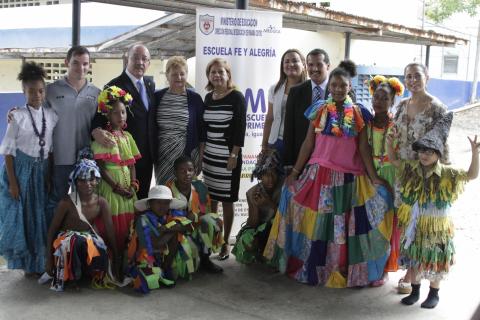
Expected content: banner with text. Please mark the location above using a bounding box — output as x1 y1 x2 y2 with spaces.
195 8 283 240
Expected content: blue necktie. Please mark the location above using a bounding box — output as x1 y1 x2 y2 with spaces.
312 85 323 103
137 80 149 110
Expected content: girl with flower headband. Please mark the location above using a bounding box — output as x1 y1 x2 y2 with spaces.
0 62 58 275
264 60 394 288
366 75 405 287
91 86 141 253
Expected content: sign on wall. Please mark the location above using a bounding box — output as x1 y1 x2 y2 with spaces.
195 8 283 240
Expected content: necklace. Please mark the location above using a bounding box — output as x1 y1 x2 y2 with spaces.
26 105 47 159
369 114 392 167
111 129 131 189
325 95 356 137
212 89 227 98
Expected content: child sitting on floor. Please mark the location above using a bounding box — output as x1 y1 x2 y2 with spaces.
126 185 199 293
232 150 284 264
386 112 479 308
45 159 118 291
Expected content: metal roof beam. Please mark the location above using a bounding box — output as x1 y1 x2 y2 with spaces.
94 12 184 51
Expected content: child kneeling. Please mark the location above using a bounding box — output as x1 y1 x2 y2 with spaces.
232 150 283 264
45 159 119 291
126 185 199 293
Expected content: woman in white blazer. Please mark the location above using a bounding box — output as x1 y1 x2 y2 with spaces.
261 49 306 163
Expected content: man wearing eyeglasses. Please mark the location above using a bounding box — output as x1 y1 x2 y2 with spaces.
91 44 156 198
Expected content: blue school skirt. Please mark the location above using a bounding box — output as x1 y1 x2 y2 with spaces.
0 150 50 273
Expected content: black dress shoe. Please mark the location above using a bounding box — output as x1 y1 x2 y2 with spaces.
201 257 224 273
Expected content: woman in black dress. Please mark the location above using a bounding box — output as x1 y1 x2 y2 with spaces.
202 58 246 259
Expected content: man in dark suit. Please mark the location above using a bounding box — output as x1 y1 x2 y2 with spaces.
91 44 155 198
283 48 331 170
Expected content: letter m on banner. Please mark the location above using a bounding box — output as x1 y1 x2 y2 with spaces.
245 88 266 113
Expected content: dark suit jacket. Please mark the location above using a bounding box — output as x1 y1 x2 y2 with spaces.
282 79 356 167
282 80 315 167
91 71 156 160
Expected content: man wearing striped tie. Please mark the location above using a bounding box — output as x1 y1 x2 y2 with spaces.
91 44 156 199
282 48 331 172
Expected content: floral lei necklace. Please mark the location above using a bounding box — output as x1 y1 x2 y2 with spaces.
325 95 356 137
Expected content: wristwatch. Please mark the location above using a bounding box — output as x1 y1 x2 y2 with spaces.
230 153 237 158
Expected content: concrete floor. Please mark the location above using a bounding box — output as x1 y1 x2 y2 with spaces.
0 107 479 320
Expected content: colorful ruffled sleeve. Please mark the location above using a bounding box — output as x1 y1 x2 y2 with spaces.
304 101 328 133
439 167 468 205
125 131 141 161
352 103 372 133
91 133 121 163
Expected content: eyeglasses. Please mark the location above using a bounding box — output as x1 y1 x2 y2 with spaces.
417 149 436 155
131 55 150 63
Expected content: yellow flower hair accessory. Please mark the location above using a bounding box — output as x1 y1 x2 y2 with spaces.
97 86 133 115
388 77 405 96
367 75 404 97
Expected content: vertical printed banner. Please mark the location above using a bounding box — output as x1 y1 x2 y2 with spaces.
195 8 283 240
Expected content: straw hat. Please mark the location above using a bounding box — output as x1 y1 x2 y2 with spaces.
134 185 186 211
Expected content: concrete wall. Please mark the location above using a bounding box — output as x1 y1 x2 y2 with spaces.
0 59 23 92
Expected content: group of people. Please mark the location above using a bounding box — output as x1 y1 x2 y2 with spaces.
0 44 478 309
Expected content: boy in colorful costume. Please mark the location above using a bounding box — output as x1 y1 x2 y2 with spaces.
386 112 479 308
167 156 224 273
232 150 284 264
126 185 199 293
45 159 119 291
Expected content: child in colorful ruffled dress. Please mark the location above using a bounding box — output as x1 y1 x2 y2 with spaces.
263 60 394 288
167 156 224 273
126 185 199 293
45 159 118 291
386 112 479 308
366 75 405 286
0 62 58 275
232 149 284 264
91 86 140 253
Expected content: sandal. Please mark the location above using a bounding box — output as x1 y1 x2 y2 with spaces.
217 244 230 261
398 277 412 294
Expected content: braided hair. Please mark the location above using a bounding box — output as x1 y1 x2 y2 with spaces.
251 149 283 182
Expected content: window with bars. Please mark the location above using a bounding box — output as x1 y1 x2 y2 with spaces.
353 73 405 111
443 55 459 74
35 60 93 83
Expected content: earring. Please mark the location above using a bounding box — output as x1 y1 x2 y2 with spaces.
106 121 112 132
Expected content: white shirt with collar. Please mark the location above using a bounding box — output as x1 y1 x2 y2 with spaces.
125 68 144 92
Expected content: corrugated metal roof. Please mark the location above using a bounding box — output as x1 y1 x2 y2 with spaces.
0 0 468 58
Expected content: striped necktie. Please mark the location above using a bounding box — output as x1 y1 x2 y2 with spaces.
137 79 149 110
312 85 323 103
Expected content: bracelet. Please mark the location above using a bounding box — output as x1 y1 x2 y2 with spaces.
112 183 121 192
130 180 140 193
230 153 237 158
292 167 301 175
